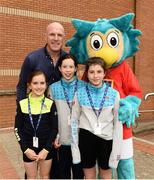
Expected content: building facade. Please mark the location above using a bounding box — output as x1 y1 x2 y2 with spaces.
0 0 154 128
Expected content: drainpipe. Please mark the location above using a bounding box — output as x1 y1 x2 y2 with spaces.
133 0 137 73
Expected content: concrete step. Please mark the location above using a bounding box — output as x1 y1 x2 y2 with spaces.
133 121 154 134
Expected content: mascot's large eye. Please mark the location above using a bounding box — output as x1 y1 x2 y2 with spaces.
90 34 103 50
107 32 119 48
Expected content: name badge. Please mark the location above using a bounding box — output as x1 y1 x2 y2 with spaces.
94 123 101 135
67 114 71 125
33 137 39 148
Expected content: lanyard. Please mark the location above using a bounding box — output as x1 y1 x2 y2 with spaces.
86 83 109 119
61 79 78 113
28 97 45 137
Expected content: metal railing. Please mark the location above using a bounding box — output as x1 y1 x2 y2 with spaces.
139 92 154 113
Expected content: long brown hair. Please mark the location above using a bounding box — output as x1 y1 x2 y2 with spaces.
27 70 48 96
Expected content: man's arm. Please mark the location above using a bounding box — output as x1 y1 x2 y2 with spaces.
16 55 33 102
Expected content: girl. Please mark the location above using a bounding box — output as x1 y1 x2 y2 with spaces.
72 57 123 179
49 54 84 179
14 70 58 179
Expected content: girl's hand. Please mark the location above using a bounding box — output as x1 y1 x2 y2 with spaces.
36 149 48 161
54 138 61 148
24 148 38 160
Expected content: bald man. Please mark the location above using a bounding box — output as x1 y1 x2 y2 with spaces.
17 22 67 101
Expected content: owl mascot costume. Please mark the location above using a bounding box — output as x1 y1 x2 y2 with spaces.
66 13 142 179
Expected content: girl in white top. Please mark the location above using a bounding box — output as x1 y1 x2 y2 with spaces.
71 57 123 179
49 54 84 179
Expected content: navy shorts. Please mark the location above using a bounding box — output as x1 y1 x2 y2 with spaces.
79 128 112 169
23 147 53 162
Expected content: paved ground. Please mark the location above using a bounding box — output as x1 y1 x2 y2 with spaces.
0 125 154 179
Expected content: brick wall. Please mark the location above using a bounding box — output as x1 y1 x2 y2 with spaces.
0 0 154 128
0 95 16 128
135 0 154 121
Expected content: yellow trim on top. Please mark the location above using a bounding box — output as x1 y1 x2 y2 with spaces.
20 97 53 114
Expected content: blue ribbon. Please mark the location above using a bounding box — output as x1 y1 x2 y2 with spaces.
86 83 109 119
61 79 78 113
28 97 45 137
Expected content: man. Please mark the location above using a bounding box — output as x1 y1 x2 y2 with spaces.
17 22 67 101
16 22 67 179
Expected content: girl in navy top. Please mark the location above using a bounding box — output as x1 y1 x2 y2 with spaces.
14 70 58 179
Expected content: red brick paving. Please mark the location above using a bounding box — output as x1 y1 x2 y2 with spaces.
0 143 20 179
134 139 154 155
0 128 154 178
134 129 154 155
135 130 154 142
